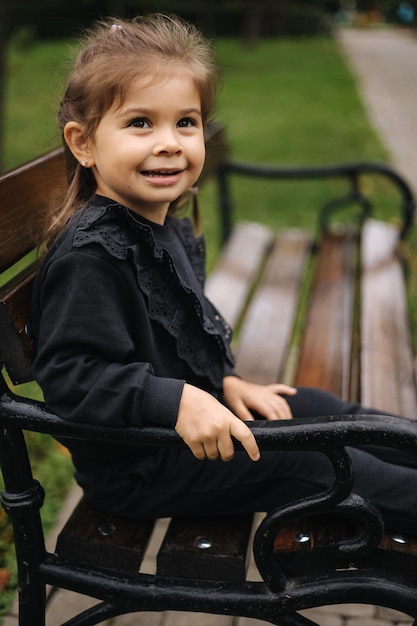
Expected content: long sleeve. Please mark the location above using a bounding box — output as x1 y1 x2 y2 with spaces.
33 247 185 428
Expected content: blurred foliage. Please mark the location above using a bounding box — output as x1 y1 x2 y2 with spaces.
6 0 336 39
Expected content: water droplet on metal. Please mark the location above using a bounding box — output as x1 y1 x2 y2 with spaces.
98 523 116 536
195 536 212 549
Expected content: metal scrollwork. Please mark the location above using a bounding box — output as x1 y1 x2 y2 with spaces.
253 446 384 591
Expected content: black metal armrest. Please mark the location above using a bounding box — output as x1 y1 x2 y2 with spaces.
217 159 416 243
2 388 417 453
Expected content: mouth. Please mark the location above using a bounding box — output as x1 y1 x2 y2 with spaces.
141 169 183 178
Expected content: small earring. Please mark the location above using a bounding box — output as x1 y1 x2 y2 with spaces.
81 159 88 167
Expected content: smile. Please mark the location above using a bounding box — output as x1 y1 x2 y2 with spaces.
141 169 183 177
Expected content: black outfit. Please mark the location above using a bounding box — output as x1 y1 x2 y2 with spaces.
32 196 417 534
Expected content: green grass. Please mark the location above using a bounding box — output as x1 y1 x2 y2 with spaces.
5 39 69 168
216 38 383 162
2 32 417 619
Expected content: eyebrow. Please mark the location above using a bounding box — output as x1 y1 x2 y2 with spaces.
122 107 202 117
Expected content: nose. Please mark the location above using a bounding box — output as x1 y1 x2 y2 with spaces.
153 127 183 155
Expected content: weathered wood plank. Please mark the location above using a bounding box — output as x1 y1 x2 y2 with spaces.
360 219 417 419
294 228 357 400
157 514 253 581
56 499 154 574
154 222 273 600
235 229 312 385
205 221 273 328
0 149 66 273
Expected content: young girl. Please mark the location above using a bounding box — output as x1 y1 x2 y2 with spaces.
32 13 417 533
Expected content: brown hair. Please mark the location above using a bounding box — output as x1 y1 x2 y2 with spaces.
46 13 221 242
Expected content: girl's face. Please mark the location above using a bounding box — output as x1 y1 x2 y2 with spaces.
84 70 205 224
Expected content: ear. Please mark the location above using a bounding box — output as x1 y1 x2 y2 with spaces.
63 122 94 167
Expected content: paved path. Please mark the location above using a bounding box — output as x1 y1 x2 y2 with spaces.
338 27 417 199
5 26 417 626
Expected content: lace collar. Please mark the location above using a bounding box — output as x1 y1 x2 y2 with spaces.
72 197 235 389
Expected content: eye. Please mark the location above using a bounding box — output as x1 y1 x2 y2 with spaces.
127 118 150 129
177 117 198 128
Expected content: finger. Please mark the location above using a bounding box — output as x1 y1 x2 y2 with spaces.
190 443 207 460
262 396 293 421
276 396 293 420
229 399 255 422
276 402 293 421
217 434 235 462
231 419 260 461
267 384 297 396
203 439 220 461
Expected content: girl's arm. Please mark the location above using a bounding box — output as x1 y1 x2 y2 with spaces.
33 250 184 429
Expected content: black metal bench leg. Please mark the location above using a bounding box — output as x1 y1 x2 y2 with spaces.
0 426 47 626
18 582 46 626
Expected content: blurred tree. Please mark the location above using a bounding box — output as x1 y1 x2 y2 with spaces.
241 0 331 44
4 0 338 39
106 0 129 17
242 0 282 45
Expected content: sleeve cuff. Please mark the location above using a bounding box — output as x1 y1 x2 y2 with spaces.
140 376 185 427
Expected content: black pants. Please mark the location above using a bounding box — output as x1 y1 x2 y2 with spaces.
84 387 417 534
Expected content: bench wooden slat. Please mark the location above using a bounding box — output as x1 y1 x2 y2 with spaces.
235 229 312 385
360 219 417 419
157 514 253 581
272 229 359 575
56 498 155 574
150 223 273 584
0 149 66 274
294 228 357 400
205 221 273 329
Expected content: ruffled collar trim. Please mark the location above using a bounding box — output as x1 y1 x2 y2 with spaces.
71 197 235 389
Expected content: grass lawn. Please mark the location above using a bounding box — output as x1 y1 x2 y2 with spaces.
1 31 416 619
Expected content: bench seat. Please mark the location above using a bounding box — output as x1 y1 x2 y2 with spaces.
53 216 417 596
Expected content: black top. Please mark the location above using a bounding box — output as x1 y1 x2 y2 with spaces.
31 196 235 475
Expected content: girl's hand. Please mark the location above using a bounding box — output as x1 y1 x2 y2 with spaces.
223 376 296 422
175 383 260 462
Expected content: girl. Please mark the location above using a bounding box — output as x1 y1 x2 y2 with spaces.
32 13 417 533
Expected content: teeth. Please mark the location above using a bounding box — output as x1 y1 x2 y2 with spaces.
143 170 180 177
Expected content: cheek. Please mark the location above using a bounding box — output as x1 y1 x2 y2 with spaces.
194 142 206 169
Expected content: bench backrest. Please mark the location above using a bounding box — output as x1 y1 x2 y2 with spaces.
0 148 67 274
0 149 66 383
0 123 229 386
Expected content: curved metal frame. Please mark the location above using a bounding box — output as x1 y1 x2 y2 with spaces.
2 382 417 625
216 160 416 244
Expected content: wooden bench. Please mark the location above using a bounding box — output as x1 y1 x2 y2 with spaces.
1 122 417 625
